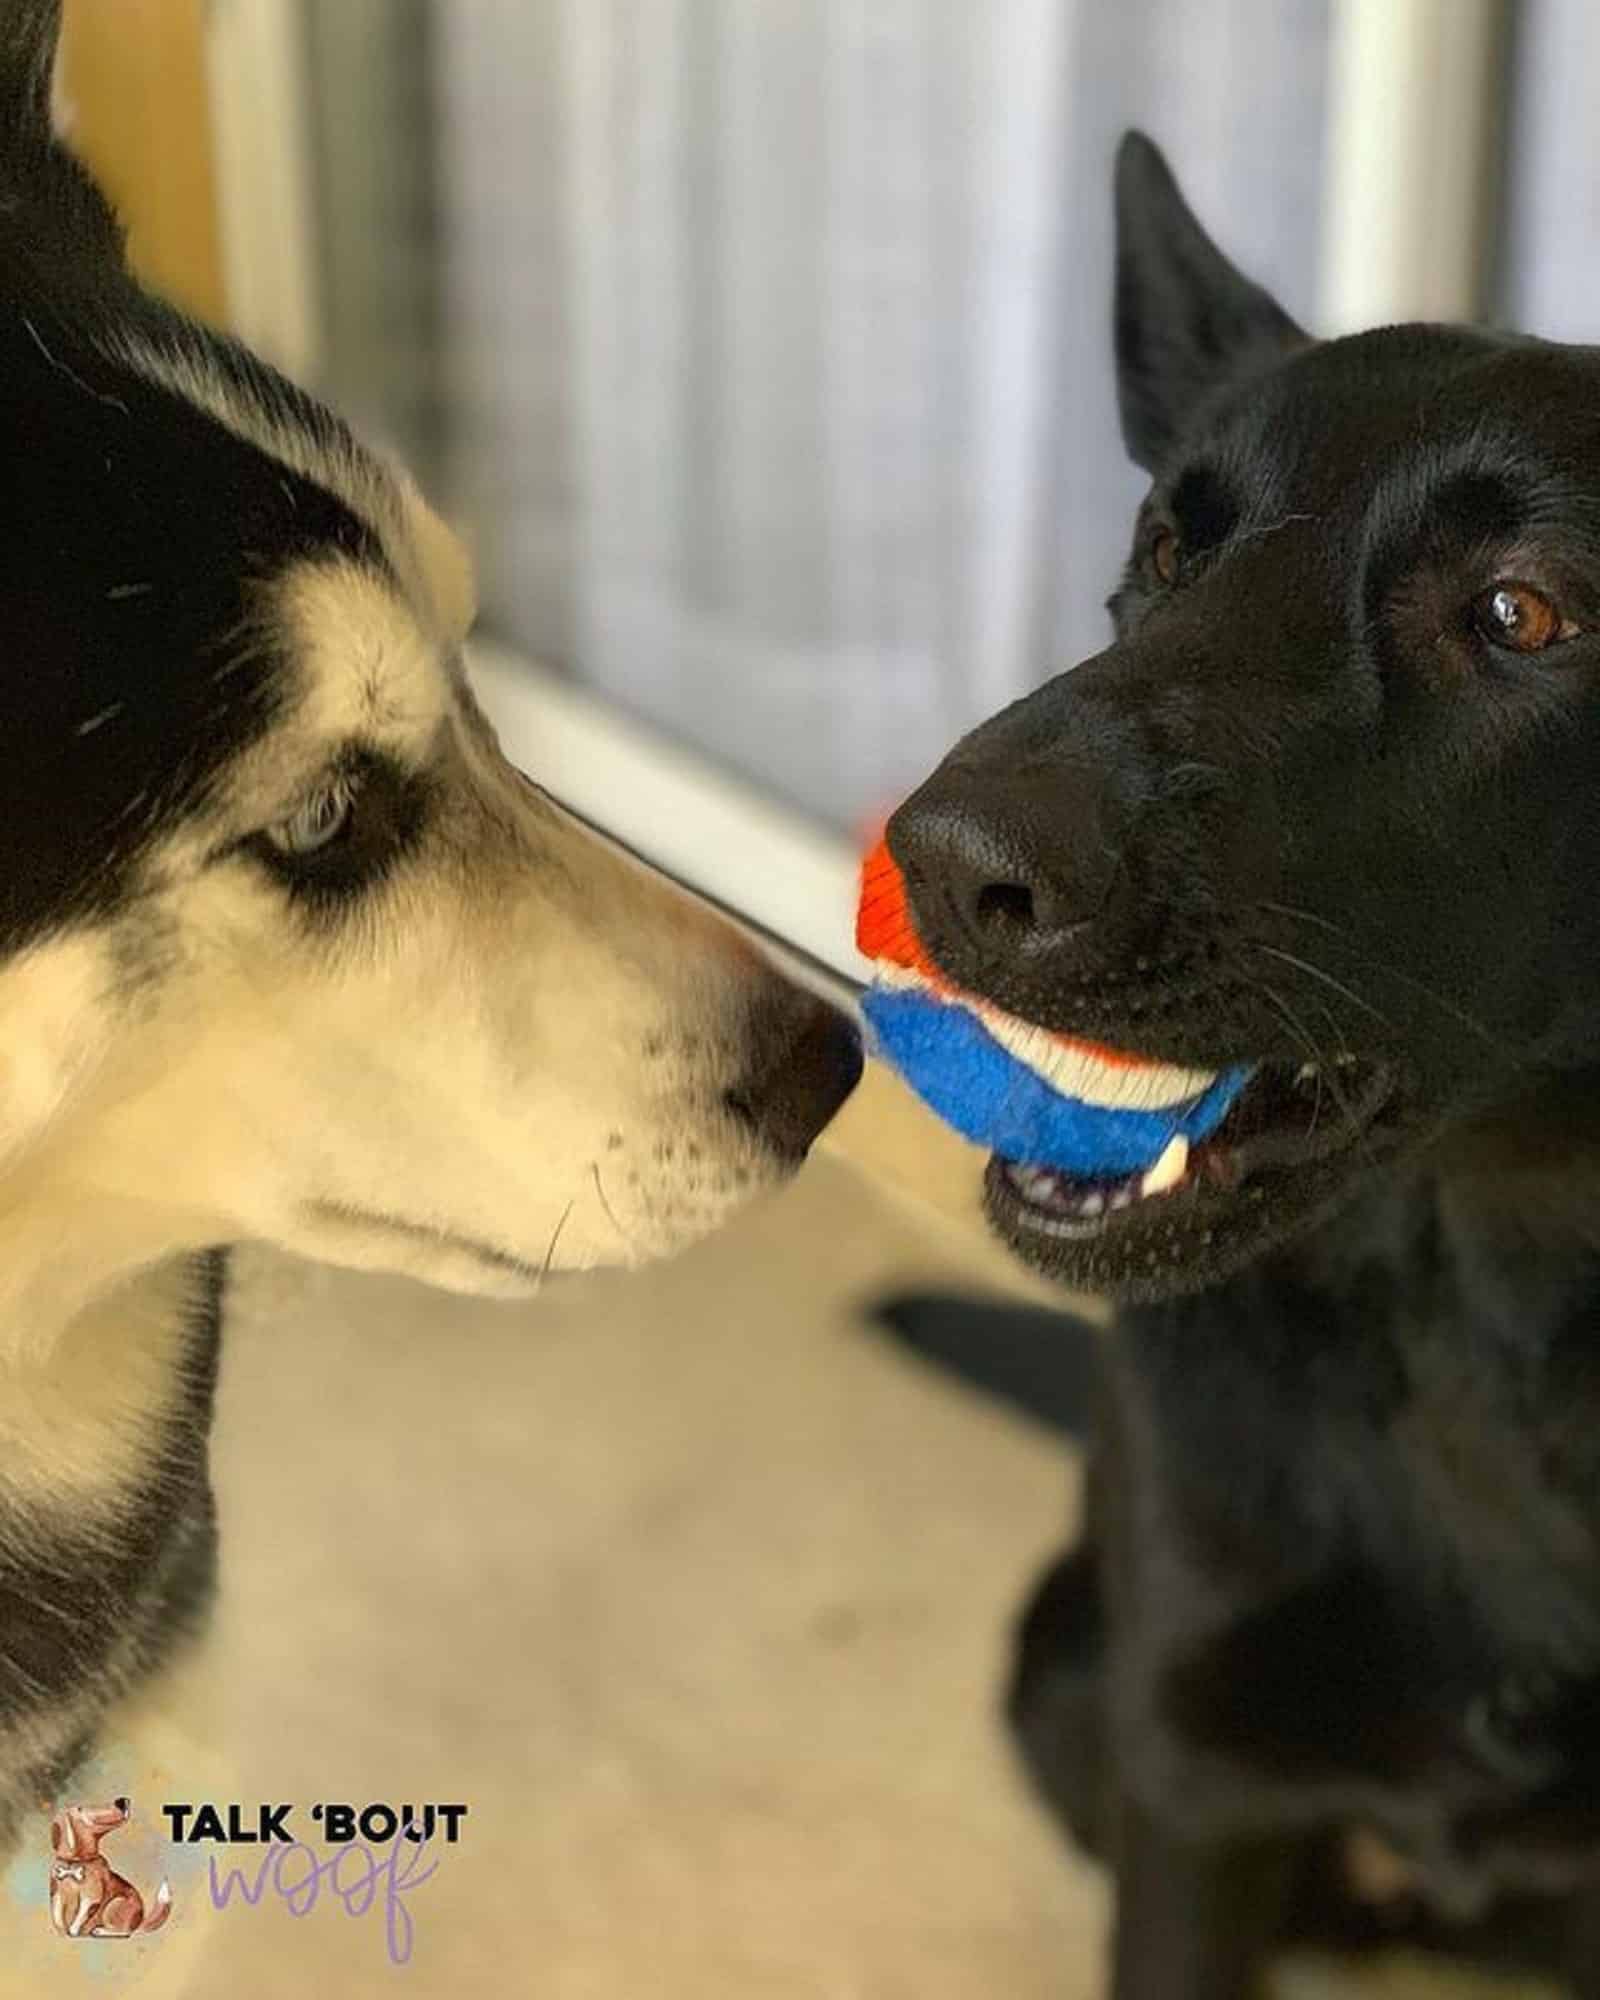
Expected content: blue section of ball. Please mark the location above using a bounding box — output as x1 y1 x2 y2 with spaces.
862 986 1249 1175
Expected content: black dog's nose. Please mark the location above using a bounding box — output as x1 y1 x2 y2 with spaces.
888 771 1120 968
726 993 864 1162
113 1796 130 1814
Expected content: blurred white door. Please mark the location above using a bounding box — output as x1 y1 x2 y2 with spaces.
213 0 1501 963
423 0 1329 833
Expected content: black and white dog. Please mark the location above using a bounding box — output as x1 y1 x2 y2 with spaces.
886 136 1600 1994
0 0 858 1850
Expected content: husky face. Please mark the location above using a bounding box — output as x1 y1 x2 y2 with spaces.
0 2 859 1319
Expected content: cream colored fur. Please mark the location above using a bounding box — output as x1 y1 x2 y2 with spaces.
0 375 826 1513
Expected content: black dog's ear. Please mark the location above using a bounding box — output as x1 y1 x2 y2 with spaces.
1114 131 1305 471
0 0 123 267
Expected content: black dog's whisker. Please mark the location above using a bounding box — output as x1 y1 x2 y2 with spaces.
1254 899 1346 939
1242 952 1390 1173
1255 900 1509 1057
1304 988 1388 1173
1248 941 1400 1038
1251 977 1380 1169
1248 952 1400 1168
1251 978 1367 1139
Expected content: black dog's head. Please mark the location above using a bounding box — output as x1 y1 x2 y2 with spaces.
890 134 1600 1300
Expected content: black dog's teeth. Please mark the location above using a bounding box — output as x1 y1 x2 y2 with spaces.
1002 1163 1144 1219
999 1057 1392 1242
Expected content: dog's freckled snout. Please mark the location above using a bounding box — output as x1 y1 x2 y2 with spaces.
724 994 863 1163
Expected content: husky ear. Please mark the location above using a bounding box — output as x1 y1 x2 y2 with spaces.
0 0 123 266
1113 132 1305 472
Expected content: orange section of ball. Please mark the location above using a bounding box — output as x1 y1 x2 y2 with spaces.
855 835 1164 1076
855 837 944 979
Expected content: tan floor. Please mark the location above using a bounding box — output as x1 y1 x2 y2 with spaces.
5 1070 1553 1997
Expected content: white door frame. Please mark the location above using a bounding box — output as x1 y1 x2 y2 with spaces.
204 0 323 382
1319 0 1506 332
206 0 1507 976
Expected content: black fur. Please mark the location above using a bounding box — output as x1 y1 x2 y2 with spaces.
0 1 383 950
886 134 1600 1993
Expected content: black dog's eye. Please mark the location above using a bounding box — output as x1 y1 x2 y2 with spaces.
267 778 355 857
1470 582 1577 656
1148 525 1182 586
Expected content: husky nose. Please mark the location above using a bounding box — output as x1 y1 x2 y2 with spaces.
113 1796 130 1813
726 994 863 1162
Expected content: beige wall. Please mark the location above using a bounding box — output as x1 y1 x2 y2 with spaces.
59 0 226 323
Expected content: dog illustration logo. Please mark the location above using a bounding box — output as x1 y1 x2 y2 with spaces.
48 1798 171 1939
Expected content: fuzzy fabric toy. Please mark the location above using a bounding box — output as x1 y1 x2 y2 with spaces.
856 837 1249 1187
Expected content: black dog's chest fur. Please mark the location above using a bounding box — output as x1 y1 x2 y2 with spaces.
1108 1183 1600 1907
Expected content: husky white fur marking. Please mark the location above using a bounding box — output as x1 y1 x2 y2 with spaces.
0 934 110 1171
0 0 860 1854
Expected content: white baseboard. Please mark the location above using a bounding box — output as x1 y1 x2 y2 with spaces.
470 641 866 982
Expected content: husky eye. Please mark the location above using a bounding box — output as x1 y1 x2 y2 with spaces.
1470 582 1577 655
268 778 355 856
241 750 427 907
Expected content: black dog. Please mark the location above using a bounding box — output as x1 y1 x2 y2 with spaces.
884 134 1600 1996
